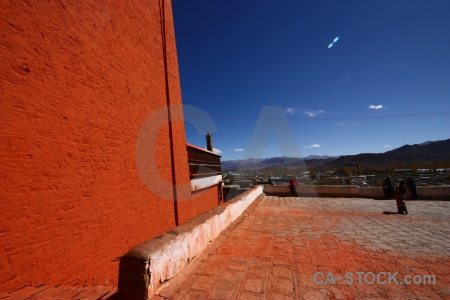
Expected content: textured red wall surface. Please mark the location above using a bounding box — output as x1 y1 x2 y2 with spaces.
0 0 196 291
178 185 223 225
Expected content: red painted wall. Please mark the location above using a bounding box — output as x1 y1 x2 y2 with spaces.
0 0 204 291
178 185 223 225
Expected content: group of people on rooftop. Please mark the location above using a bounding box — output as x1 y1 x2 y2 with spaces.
382 176 419 215
288 175 419 215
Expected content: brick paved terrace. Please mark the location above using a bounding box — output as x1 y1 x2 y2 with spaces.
154 196 450 300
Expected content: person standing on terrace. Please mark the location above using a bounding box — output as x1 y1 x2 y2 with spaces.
394 181 408 214
406 177 419 200
383 175 395 199
289 177 298 197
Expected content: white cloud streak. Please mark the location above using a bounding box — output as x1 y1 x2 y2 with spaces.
369 105 383 110
304 144 321 149
303 110 325 118
233 148 244 152
285 108 296 115
213 148 222 154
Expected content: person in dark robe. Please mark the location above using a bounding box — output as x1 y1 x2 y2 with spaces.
406 177 419 200
394 181 408 214
382 176 395 199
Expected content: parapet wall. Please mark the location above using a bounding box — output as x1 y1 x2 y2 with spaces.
263 185 450 200
117 186 264 300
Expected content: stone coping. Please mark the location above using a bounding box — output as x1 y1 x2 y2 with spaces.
117 185 264 300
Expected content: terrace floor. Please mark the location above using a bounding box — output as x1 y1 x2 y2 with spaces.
154 196 450 300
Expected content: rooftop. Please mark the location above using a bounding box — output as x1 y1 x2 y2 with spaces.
155 196 450 299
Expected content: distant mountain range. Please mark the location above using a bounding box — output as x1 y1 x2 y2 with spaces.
222 155 338 170
221 139 450 170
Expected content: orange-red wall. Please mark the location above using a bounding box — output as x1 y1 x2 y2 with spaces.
0 0 204 291
178 185 223 225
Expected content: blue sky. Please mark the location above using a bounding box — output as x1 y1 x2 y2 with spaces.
172 0 450 161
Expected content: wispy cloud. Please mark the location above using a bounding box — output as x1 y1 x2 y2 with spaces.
233 148 244 152
213 148 222 154
304 144 321 149
369 105 383 110
303 110 325 118
335 122 358 127
384 145 392 148
285 107 296 115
